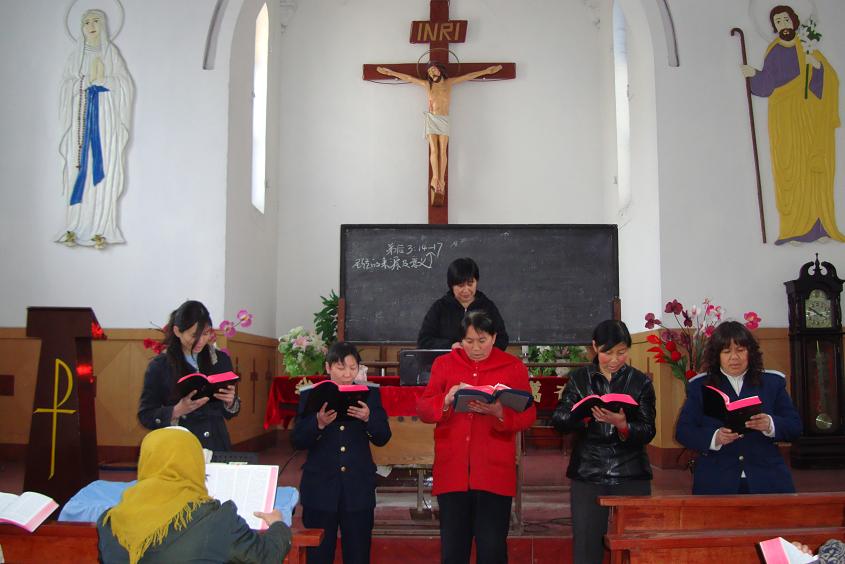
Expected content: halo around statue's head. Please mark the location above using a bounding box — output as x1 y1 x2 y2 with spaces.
65 0 125 41
748 0 817 42
416 49 461 79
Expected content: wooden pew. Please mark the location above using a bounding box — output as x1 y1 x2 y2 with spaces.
0 522 323 563
599 492 845 564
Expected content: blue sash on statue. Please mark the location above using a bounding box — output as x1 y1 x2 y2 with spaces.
70 85 109 205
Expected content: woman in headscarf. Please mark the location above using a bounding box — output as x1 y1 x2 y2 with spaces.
57 8 133 248
97 427 291 563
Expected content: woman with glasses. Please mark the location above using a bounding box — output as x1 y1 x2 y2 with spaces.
138 300 240 451
676 321 801 494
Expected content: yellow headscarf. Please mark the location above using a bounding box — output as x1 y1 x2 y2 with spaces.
102 427 212 564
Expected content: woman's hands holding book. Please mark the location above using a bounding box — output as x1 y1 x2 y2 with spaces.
468 400 504 420
443 383 469 410
347 400 370 423
213 385 237 409
744 413 773 434
592 406 626 429
714 427 742 446
172 390 210 421
316 402 337 429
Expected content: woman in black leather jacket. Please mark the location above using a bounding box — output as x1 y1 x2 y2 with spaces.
552 320 656 564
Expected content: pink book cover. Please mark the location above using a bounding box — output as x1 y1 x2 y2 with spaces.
177 371 239 384
759 537 817 564
309 380 369 393
571 393 637 412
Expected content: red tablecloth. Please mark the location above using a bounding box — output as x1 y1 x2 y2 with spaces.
263 375 568 429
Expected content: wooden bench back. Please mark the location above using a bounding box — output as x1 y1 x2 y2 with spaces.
598 493 845 564
0 522 322 564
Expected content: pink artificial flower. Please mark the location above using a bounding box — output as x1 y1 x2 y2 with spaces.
237 309 253 328
219 320 236 338
744 311 762 330
644 312 662 330
293 335 309 350
690 305 699 317
704 325 715 337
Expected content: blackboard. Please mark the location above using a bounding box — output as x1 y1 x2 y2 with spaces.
340 224 618 345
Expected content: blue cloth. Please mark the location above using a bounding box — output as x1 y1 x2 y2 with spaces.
676 371 802 494
59 480 298 526
70 85 109 205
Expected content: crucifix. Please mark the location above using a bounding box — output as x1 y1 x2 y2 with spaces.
363 0 515 224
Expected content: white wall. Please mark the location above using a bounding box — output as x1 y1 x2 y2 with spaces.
274 0 615 332
615 0 663 330
224 0 280 338
5 0 844 338
650 1 845 327
0 0 234 328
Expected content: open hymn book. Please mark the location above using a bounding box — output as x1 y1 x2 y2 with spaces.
205 463 278 531
0 491 58 532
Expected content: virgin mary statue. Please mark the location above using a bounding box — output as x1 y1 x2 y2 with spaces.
57 9 133 248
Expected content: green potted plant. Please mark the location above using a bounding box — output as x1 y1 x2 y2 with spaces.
525 345 589 376
313 290 338 346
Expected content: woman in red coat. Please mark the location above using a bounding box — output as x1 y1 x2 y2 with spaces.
417 310 536 564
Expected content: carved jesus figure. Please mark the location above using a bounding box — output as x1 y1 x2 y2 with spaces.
377 63 502 205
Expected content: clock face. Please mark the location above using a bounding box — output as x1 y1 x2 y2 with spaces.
805 289 833 329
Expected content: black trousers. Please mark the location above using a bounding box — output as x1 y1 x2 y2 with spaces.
301 504 374 564
570 479 651 564
437 490 512 564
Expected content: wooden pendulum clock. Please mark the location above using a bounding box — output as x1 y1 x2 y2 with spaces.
784 255 845 468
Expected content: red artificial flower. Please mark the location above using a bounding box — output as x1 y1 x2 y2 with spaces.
685 369 697 379
664 299 683 315
665 341 677 352
646 334 662 345
744 311 762 330
647 346 664 354
682 310 693 328
670 350 682 362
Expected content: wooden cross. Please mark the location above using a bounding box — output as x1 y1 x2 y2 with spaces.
363 0 515 224
250 359 259 414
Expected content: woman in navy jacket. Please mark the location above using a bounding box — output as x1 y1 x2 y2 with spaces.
292 342 391 564
676 321 802 494
138 300 240 451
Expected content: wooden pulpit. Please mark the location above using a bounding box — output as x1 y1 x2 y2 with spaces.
24 307 104 506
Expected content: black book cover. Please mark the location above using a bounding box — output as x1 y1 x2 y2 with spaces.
302 381 371 419
453 387 533 413
702 385 763 434
568 393 639 421
176 371 240 401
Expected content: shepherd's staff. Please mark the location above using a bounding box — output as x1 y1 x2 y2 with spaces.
731 27 767 244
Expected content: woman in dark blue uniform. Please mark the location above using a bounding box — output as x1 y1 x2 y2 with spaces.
676 321 802 494
292 342 391 563
138 300 240 451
